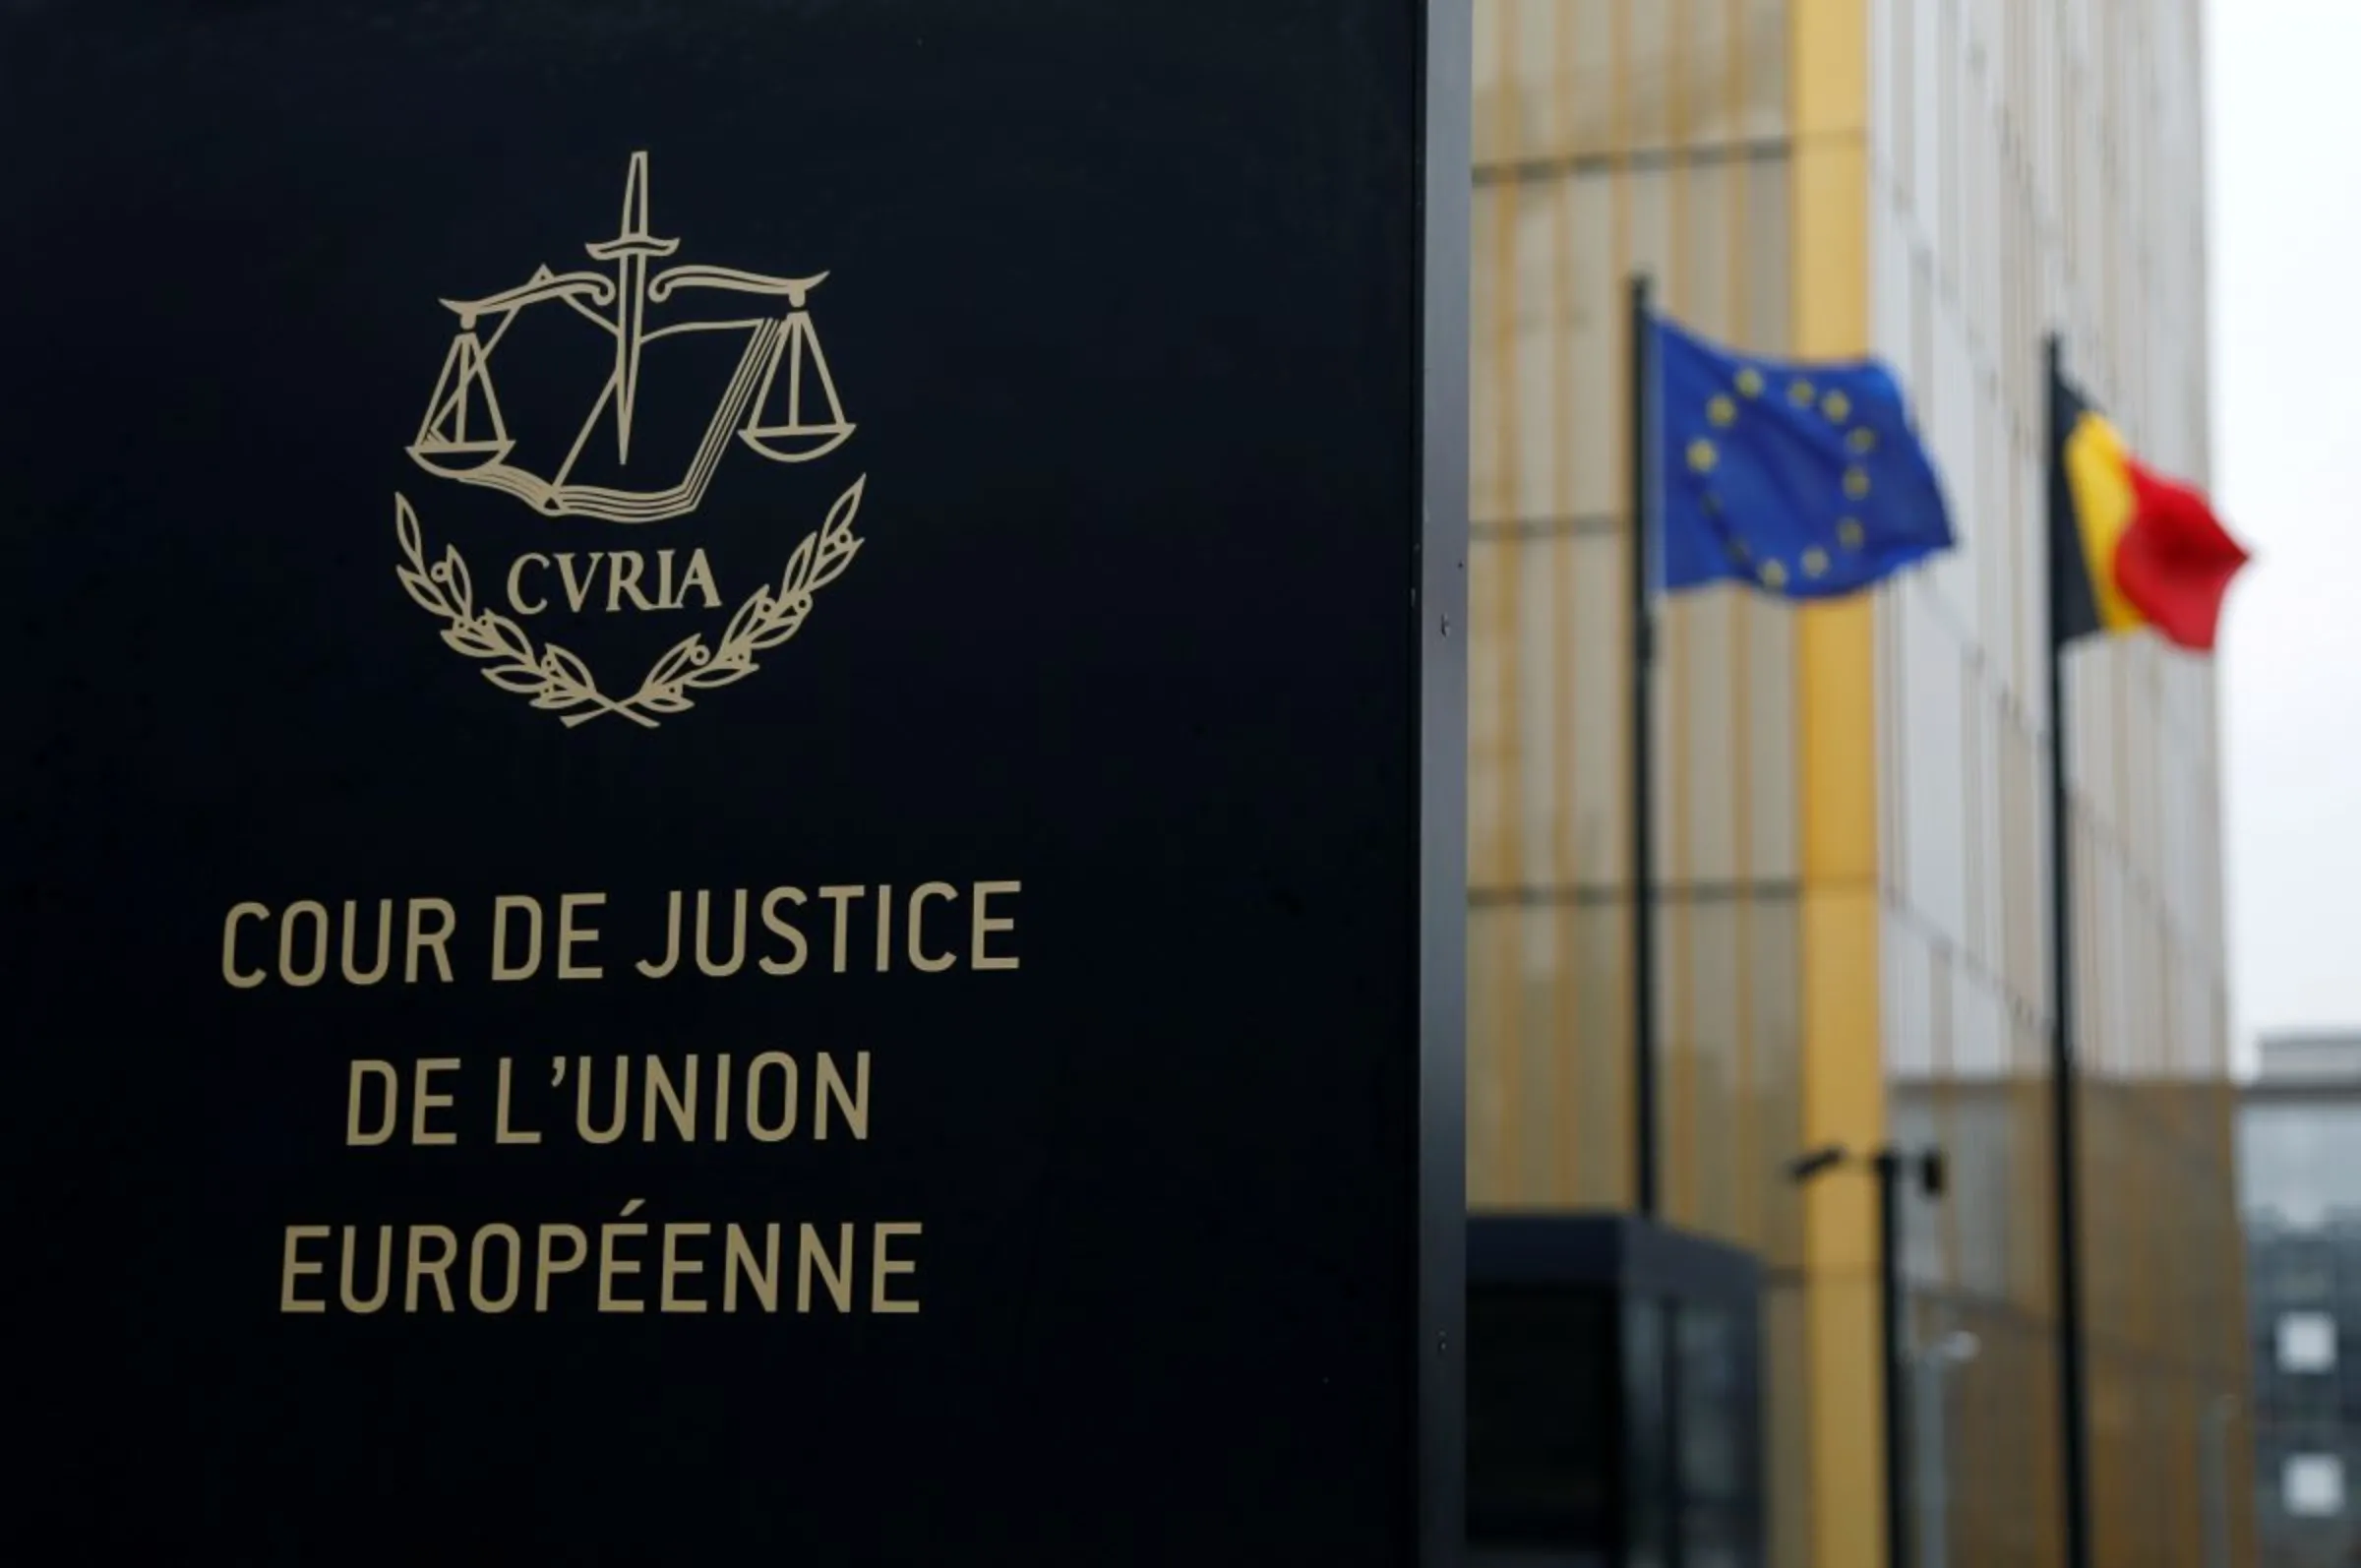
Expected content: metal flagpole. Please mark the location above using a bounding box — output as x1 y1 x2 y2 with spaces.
1876 1149 1912 1568
1627 272 1661 1219
2042 331 2093 1568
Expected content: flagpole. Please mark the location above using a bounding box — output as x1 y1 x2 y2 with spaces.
1627 271 1660 1220
2042 332 2093 1568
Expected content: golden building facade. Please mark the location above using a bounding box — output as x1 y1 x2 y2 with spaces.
1464 2 2251 1565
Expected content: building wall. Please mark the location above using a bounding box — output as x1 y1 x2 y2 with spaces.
1466 2 2251 1566
1466 5 1814 1562
2240 1045 2361 1567
2245 1211 2361 1568
1865 0 2250 1564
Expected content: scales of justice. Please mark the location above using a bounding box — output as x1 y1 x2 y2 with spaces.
408 151 853 525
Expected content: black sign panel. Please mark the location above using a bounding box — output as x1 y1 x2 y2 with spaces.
2 2 1468 1560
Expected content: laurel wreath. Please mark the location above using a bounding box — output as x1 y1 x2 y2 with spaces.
394 476 866 729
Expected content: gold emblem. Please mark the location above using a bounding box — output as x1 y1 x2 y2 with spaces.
394 151 866 729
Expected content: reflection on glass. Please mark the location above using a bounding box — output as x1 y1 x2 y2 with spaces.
1677 1306 1742 1501
1624 1296 1668 1568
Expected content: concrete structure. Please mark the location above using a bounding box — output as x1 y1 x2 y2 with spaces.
2241 1031 2361 1568
1464 2 2249 1563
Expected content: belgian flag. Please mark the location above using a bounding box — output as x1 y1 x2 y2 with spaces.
2047 363 2251 652
2036 342 2256 1568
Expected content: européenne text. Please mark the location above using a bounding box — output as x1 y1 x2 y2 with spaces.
225 881 1022 1316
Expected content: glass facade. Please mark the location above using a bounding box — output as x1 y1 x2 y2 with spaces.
1465 2 2249 1565
2244 1100 2361 1229
1468 1216 1769 1564
2241 1082 2361 1567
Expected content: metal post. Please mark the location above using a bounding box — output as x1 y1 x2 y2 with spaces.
1912 1351 1948 1568
1876 1149 1910 1568
1911 1327 1977 1568
2042 332 2093 1568
1627 271 1660 1219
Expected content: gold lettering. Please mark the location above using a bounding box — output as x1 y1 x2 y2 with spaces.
643 1055 697 1142
405 897 456 984
872 1222 922 1314
757 886 810 975
558 892 605 980
492 894 543 981
221 901 269 989
557 552 600 613
972 880 1020 970
535 1224 588 1311
695 888 748 977
908 882 956 971
280 1225 330 1313
606 550 657 612
212 879 1013 990
816 1052 870 1141
712 1053 733 1142
747 1052 799 1142
678 548 721 608
575 1055 628 1144
496 1056 541 1144
660 1222 710 1313
518 549 727 613
817 884 863 973
798 1222 855 1313
278 899 330 988
339 899 394 985
636 890 684 979
405 1225 458 1313
599 1200 648 1313
411 1057 459 1146
469 1224 523 1313
339 1225 392 1313
724 1223 778 1312
346 1060 398 1146
506 552 551 615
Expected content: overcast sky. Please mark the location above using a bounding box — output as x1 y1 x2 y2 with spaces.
2208 0 2361 1067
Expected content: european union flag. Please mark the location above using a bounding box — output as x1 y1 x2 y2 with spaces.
1651 314 1955 598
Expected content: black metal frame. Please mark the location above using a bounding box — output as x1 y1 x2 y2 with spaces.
1470 1213 1764 1301
1626 274 1663 1222
1415 1 1473 1563
1873 1150 1910 1568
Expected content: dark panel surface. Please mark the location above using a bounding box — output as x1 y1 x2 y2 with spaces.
0 1 1464 1560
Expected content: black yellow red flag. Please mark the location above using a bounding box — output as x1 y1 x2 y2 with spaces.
2047 367 2251 652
